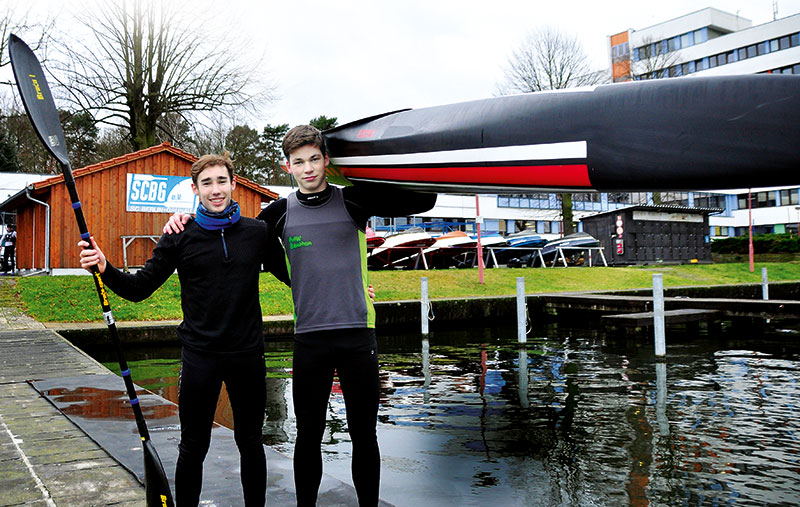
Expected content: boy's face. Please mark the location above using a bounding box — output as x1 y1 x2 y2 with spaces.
191 164 235 212
287 144 329 194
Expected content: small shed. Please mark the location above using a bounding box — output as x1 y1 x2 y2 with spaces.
0 143 278 273
581 205 720 265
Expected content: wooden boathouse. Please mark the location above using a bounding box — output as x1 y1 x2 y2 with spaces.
0 143 279 273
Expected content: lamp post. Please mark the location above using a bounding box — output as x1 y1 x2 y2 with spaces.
748 190 754 273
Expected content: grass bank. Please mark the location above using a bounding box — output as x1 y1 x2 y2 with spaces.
5 261 800 323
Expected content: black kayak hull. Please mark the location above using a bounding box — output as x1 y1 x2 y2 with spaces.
324 75 800 193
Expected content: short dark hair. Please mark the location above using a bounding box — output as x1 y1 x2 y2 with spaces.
282 125 326 159
191 152 235 184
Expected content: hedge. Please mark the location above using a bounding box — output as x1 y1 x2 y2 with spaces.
711 233 800 254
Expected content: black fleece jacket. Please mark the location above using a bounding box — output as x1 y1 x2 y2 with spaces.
102 217 272 355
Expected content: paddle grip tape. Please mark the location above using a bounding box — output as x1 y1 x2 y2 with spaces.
72 201 81 209
80 232 90 240
130 397 139 406
103 310 115 326
120 369 130 377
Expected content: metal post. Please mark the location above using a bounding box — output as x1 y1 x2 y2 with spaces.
422 337 431 403
421 276 429 335
762 267 769 300
653 273 666 357
748 190 754 273
475 195 484 284
517 277 527 343
518 347 529 408
655 362 669 436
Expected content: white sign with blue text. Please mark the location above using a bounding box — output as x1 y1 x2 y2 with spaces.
126 173 198 213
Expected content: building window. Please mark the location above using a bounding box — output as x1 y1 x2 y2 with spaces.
694 193 725 209
792 33 800 46
740 191 779 209
537 221 551 234
780 189 799 206
770 39 780 52
747 45 757 58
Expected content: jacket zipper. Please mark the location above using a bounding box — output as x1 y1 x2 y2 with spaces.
221 229 229 260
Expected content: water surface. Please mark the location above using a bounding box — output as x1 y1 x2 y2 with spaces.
92 323 800 506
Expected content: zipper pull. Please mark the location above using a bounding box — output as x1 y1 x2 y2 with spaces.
221 229 229 260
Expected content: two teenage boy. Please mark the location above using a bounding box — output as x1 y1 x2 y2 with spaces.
79 125 437 505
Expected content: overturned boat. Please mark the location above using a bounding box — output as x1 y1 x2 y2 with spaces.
368 228 436 269
325 75 800 193
423 230 479 269
492 230 547 266
538 232 603 267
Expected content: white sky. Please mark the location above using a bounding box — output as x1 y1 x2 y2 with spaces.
10 0 800 130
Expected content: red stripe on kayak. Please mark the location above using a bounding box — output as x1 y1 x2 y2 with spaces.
338 164 592 187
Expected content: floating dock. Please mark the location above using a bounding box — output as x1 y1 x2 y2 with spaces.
0 306 385 505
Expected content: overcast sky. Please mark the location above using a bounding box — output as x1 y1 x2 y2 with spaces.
12 0 800 130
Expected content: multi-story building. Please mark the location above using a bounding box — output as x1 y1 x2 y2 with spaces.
609 7 800 81
607 7 800 239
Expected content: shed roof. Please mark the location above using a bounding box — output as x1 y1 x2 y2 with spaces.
0 142 279 211
580 204 724 221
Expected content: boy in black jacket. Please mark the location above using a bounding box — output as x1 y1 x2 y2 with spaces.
79 153 285 506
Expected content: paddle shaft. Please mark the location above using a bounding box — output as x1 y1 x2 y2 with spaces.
63 162 151 441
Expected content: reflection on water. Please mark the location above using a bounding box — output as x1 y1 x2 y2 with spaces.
90 324 800 506
45 386 178 419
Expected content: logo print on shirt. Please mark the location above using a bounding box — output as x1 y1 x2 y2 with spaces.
288 235 313 250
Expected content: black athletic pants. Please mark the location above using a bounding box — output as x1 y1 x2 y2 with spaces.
2 246 14 272
175 347 266 506
292 330 380 506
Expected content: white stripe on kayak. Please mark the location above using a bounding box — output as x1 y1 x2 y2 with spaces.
329 141 587 166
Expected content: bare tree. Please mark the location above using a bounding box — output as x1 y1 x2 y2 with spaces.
630 36 682 80
498 26 607 95
55 0 273 151
498 26 608 235
0 3 54 84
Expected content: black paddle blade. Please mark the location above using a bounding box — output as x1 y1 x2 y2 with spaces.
7 34 70 167
143 439 174 507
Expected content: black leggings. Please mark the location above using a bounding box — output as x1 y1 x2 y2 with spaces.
292 332 380 506
175 347 266 506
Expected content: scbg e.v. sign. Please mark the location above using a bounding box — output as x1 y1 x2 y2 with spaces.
126 173 198 213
